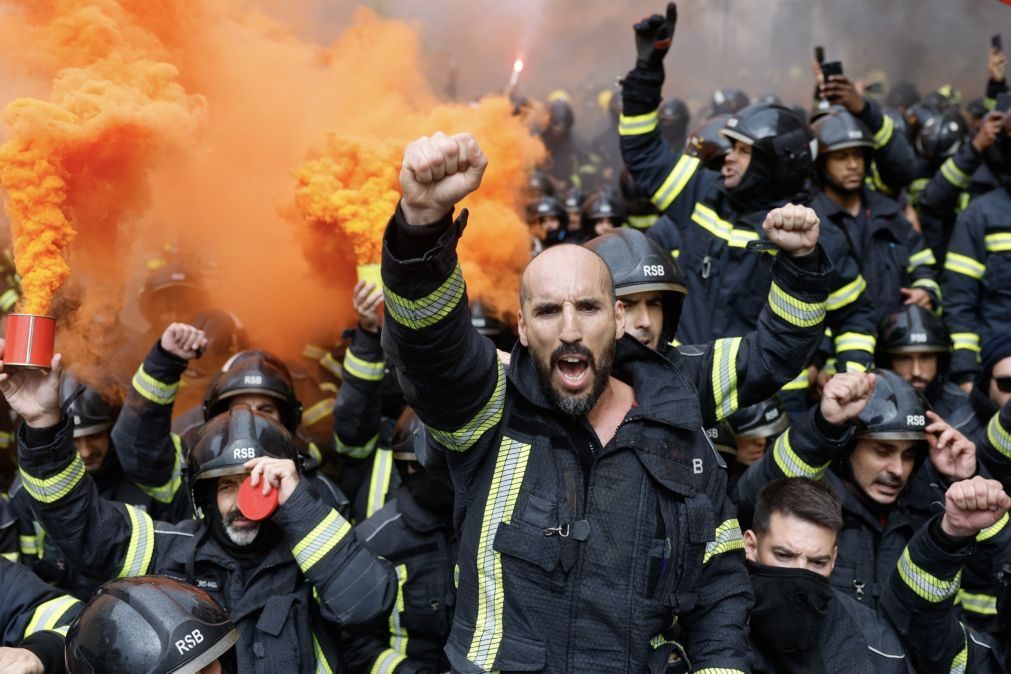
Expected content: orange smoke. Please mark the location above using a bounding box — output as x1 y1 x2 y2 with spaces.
0 2 542 367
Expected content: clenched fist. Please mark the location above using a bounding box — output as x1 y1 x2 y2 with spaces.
763 203 820 258
160 322 208 361
941 476 1010 538
400 131 488 226
820 371 876 425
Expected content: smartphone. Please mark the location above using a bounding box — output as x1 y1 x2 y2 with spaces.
996 93 1011 113
814 45 825 65
993 34 1003 51
821 61 843 78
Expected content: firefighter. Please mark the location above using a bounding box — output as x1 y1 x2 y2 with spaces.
0 558 81 674
942 115 1011 390
878 304 974 430
969 336 1011 488
580 188 626 237
810 107 941 327
538 95 598 192
880 476 1011 673
744 478 910 672
619 3 879 388
65 575 237 674
343 410 456 674
530 195 572 247
110 323 348 521
658 96 690 150
4 350 397 674
727 396 789 468
683 113 732 171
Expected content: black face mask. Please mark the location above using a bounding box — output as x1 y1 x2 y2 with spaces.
748 560 834 673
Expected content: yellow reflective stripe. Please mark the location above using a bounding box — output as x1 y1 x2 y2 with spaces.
627 214 659 230
335 433 378 460
670 249 680 259
428 359 505 452
369 649 408 674
389 564 409 653
119 505 155 577
939 157 971 189
703 518 743 564
844 361 869 373
690 203 758 248
949 639 968 674
320 352 343 380
23 595 80 638
907 248 937 270
911 277 942 298
618 110 660 136
986 414 1011 460
312 633 336 674
835 331 876 354
366 449 395 519
292 510 351 573
773 430 831 479
19 534 39 556
898 547 960 602
826 274 867 311
384 264 465 330
985 232 1011 253
303 344 327 361
1 551 18 562
467 436 532 670
303 398 334 427
138 434 184 504
0 430 11 449
343 350 385 382
956 590 997 616
951 332 981 353
0 288 18 312
872 112 894 148
711 337 742 421
779 369 810 392
768 283 826 328
944 252 986 280
978 512 1009 541
696 670 747 674
19 456 86 504
131 364 179 405
652 155 701 210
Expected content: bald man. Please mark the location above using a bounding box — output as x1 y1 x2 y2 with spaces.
380 131 761 672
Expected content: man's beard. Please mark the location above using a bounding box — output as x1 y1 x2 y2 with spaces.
534 341 614 417
223 508 260 546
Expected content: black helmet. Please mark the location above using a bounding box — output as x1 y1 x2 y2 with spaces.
880 305 949 355
66 575 238 674
754 93 782 106
524 170 556 200
916 110 967 161
533 196 568 228
203 350 302 432
562 187 584 215
705 421 738 465
812 107 874 155
547 99 575 134
903 102 941 143
710 88 750 116
659 98 690 148
854 370 929 441
882 107 909 141
685 113 733 170
722 104 816 190
580 189 626 230
727 396 789 439
139 260 208 326
61 373 121 439
886 81 920 111
584 228 687 345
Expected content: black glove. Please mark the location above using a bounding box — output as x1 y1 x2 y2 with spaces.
633 2 678 69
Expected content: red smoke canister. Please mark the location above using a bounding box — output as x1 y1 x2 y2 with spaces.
3 314 56 370
237 476 278 521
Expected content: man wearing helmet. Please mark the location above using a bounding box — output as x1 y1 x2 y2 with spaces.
620 3 879 388
2 350 397 673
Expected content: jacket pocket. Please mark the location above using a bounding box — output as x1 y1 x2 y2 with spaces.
493 522 561 591
446 621 546 673
252 593 309 674
666 494 715 614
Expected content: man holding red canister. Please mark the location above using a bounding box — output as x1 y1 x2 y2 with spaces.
0 344 397 673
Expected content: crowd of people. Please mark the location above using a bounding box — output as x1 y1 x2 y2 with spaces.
1 2 1011 673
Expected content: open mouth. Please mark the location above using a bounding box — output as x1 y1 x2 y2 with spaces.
554 353 591 391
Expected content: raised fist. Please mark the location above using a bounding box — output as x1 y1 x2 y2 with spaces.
160 322 208 361
820 371 876 425
941 476 1010 538
399 131 488 226
763 203 820 258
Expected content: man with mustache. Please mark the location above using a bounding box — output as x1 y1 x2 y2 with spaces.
737 370 935 608
381 129 828 672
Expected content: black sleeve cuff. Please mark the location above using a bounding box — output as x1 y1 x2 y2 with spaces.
23 418 64 447
814 406 851 441
18 630 67 674
928 516 976 554
786 249 820 273
388 202 455 260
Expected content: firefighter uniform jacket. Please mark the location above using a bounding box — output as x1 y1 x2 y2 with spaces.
332 327 401 523
942 186 1011 382
880 517 1010 674
980 400 1011 491
111 342 349 521
735 407 922 608
1 557 81 671
620 95 879 375
344 485 457 674
380 203 831 673
0 497 16 563
16 416 396 674
811 187 942 326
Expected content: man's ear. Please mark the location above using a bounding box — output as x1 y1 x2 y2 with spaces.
614 300 625 341
518 309 528 347
828 544 838 574
743 529 759 562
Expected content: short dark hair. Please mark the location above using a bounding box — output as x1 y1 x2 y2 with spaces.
752 477 843 535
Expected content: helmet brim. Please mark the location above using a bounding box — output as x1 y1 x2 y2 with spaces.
822 140 874 152
886 345 948 354
735 414 790 440
172 628 239 674
855 431 928 441
719 128 754 146
617 282 688 297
